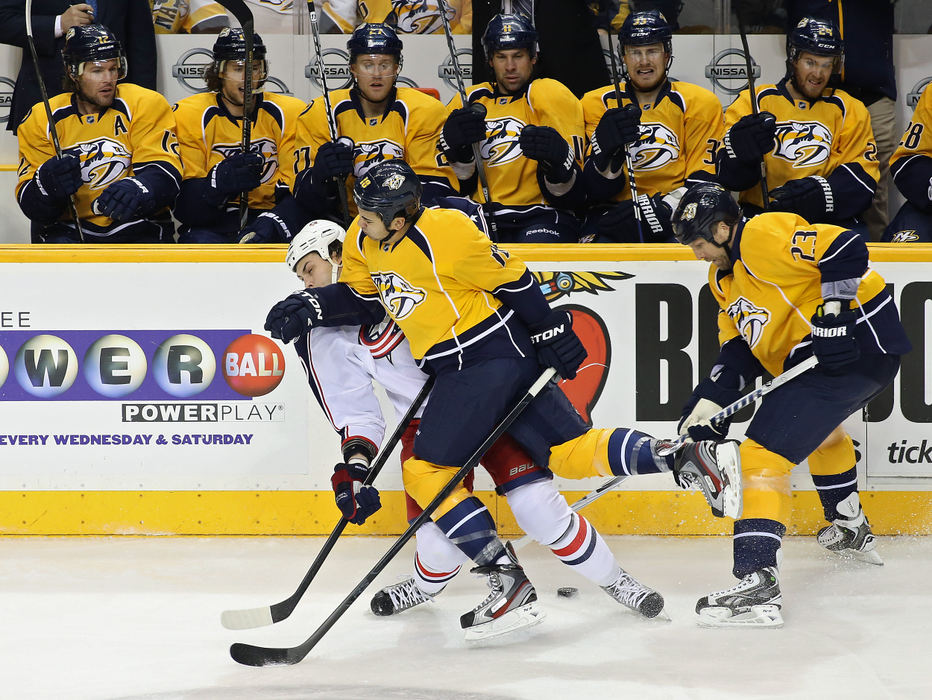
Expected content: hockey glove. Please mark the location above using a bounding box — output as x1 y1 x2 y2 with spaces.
238 212 286 244
264 289 324 344
206 151 264 205
94 178 154 221
35 154 83 201
519 125 575 183
634 192 676 242
528 309 587 380
810 302 860 374
439 104 487 163
723 111 777 162
331 462 381 525
590 104 641 171
312 138 355 183
769 176 832 223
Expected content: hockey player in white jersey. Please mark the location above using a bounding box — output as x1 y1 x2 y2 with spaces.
283 218 666 639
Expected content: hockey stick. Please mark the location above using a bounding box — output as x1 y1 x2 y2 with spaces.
605 30 645 242
220 376 434 630
736 13 770 209
436 0 498 241
25 0 85 242
218 0 255 228
656 355 818 457
230 367 556 666
306 1 351 229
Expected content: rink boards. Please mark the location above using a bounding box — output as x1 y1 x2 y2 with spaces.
0 244 930 535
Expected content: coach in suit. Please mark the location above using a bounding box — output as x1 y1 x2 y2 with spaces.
0 0 157 133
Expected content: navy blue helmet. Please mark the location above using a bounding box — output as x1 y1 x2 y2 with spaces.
62 24 127 80
212 27 268 62
671 183 742 245
481 13 538 60
347 23 404 60
786 16 844 76
619 10 673 54
353 160 423 227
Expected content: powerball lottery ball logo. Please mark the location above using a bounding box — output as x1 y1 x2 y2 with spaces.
222 334 284 397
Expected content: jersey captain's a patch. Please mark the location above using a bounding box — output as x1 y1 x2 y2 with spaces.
726 296 771 348
372 271 427 320
772 120 832 167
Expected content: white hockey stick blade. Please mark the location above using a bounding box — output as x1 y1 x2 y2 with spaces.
697 604 784 629
717 440 742 520
463 603 545 642
221 605 274 630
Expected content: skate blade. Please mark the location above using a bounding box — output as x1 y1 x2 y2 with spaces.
716 441 743 520
696 604 783 629
829 547 884 566
463 603 545 642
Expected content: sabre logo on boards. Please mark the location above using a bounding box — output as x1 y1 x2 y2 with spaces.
0 331 285 400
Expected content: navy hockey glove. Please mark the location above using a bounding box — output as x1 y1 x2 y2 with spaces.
264 289 324 344
238 212 287 244
590 104 641 170
724 111 777 162
312 138 355 183
35 155 83 201
810 302 860 374
94 177 154 221
331 462 381 525
769 176 831 222
519 125 575 183
529 309 587 380
439 104 487 162
206 151 264 204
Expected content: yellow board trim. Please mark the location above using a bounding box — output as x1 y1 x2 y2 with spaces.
2 490 930 536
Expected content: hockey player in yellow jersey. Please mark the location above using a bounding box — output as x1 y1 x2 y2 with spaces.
438 12 586 243
239 22 458 243
581 10 724 243
319 0 471 34
265 160 744 639
671 183 910 628
172 29 306 243
884 81 932 242
15 24 182 244
717 17 879 239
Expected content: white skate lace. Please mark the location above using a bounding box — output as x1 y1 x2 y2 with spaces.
603 572 652 609
385 578 431 612
470 571 504 612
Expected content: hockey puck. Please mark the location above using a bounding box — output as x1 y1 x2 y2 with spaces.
556 586 579 598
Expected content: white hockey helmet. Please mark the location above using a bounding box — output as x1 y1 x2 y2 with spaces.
286 220 347 283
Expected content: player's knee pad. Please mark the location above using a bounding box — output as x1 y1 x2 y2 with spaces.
808 429 855 476
402 457 470 519
740 439 794 524
549 428 614 479
505 479 572 546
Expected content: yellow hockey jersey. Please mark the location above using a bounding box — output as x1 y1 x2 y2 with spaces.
709 212 901 377
292 87 456 214
889 81 932 213
322 0 471 33
16 84 182 228
581 80 724 202
173 91 306 210
723 82 879 210
339 206 529 361
151 0 229 33
449 78 584 206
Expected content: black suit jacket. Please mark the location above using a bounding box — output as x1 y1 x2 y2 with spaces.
0 0 157 132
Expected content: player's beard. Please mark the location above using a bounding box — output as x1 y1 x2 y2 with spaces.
76 84 115 111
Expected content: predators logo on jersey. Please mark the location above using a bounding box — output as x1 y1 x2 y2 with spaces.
354 139 406 178
212 139 279 184
772 121 833 168
66 138 132 190
482 117 526 167
631 123 680 171
890 229 920 243
726 297 771 348
372 271 427 319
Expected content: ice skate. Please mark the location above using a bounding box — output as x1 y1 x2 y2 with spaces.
671 439 742 519
370 577 439 616
460 544 544 641
817 493 883 566
696 567 783 628
602 569 665 619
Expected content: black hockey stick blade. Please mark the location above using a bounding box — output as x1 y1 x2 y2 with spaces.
217 0 253 31
229 368 556 666
220 377 434 630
